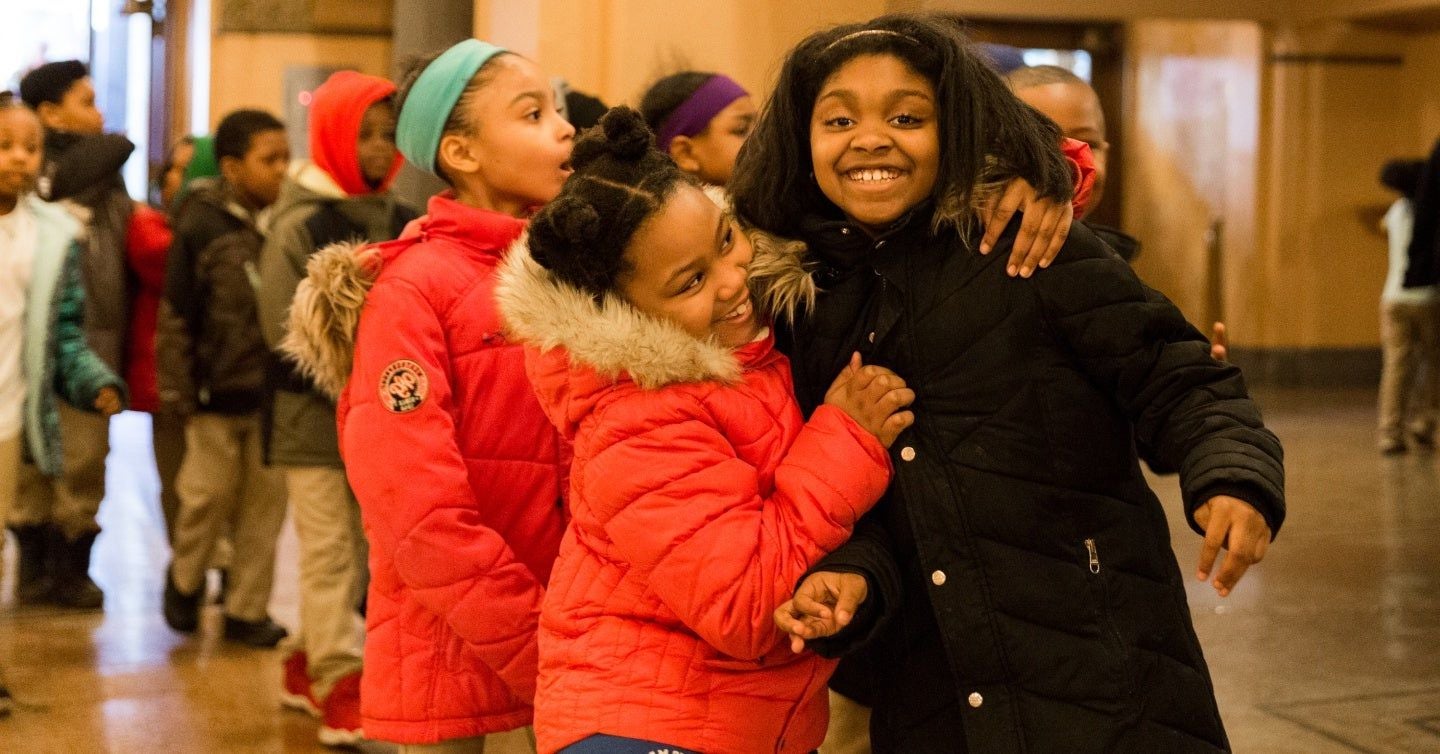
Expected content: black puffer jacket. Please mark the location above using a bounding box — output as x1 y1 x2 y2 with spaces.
157 180 267 414
761 209 1285 754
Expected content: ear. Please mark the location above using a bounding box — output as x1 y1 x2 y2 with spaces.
668 136 702 174
436 132 480 178
218 155 242 185
35 101 64 130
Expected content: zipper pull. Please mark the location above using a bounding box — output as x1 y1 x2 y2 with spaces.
1085 538 1100 574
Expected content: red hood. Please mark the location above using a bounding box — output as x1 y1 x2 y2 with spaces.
309 70 403 196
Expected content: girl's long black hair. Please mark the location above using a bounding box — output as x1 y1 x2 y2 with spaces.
730 13 1074 239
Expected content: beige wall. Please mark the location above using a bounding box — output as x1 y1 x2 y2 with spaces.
208 32 391 131
1122 20 1263 337
474 0 889 106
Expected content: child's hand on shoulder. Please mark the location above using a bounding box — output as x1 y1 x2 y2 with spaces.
774 570 870 653
824 353 916 448
93 387 123 417
979 177 1074 278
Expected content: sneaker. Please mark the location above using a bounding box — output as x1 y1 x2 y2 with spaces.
163 569 200 633
0 681 12 718
1411 431 1436 453
280 650 321 717
318 672 364 747
1379 436 1406 455
222 615 289 648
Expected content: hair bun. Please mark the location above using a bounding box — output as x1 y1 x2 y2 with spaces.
599 106 653 160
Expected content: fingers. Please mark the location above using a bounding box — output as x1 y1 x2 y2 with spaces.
832 577 867 627
1007 206 1045 278
791 591 835 622
1014 203 1065 278
1210 322 1229 362
773 601 806 637
1037 205 1073 270
1196 505 1228 583
983 181 1027 257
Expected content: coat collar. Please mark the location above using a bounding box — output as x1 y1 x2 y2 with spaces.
413 192 528 257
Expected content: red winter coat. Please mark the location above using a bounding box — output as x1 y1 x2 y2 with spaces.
290 193 568 744
124 203 171 412
495 238 893 754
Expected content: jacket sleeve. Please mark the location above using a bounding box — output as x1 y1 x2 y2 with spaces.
53 243 127 410
588 399 892 661
154 298 196 415
802 509 905 658
342 278 545 704
1030 224 1286 537
256 214 313 351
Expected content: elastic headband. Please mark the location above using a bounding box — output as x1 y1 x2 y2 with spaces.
396 39 507 174
656 75 749 153
823 29 922 52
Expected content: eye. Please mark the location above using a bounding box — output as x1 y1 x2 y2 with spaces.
891 113 924 127
823 116 855 129
680 272 705 293
526 109 543 121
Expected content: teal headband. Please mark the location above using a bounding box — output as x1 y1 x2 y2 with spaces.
396 39 507 174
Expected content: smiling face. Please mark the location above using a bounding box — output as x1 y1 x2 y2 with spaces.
0 107 43 211
809 54 940 234
618 184 761 349
671 94 757 187
439 55 576 216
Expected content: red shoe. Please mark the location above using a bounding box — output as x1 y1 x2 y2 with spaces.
318 672 364 747
280 650 320 717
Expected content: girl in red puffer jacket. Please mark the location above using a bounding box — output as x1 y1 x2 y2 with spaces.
281 40 575 752
494 107 915 754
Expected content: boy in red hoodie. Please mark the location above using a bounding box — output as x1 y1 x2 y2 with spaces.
256 70 415 748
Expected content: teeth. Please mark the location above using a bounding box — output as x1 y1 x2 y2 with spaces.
848 168 899 182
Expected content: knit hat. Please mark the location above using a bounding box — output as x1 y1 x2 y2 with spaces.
19 60 89 108
309 71 403 195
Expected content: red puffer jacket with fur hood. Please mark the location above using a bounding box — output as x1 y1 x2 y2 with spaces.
494 231 893 754
283 193 568 744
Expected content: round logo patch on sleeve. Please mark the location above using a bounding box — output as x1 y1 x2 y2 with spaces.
379 360 429 413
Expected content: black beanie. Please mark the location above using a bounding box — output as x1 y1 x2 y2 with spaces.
528 106 693 298
20 60 89 109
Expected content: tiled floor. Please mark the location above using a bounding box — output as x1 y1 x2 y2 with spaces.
1 388 1437 753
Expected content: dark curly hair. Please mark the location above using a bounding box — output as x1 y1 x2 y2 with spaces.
528 106 696 297
639 71 718 137
730 13 1074 239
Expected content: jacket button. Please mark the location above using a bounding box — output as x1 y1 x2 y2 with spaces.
867 331 876 343
969 692 984 708
931 570 946 586
900 446 916 462
841 227 852 235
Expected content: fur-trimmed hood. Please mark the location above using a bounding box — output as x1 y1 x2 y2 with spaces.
280 240 381 399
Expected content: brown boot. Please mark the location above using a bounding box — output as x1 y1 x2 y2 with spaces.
48 528 103 610
8 525 53 605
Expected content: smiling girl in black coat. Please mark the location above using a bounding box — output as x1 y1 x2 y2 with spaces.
734 14 1285 754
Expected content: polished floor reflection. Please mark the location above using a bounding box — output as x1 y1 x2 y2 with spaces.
0 388 1437 753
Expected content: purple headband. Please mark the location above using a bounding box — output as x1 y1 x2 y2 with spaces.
657 75 749 152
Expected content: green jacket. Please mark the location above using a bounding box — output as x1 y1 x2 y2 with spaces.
256 163 416 467
22 195 127 475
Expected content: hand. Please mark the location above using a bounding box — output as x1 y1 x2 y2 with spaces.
774 571 870 653
824 353 916 448
979 177 1074 279
93 387 123 417
1194 495 1271 597
1210 322 1228 361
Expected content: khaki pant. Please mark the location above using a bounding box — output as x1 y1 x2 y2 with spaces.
0 433 19 569
169 413 286 622
821 690 872 754
11 402 109 539
1379 299 1440 442
397 728 536 754
282 466 366 699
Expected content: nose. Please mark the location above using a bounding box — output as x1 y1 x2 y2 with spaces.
557 116 576 142
850 122 893 154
